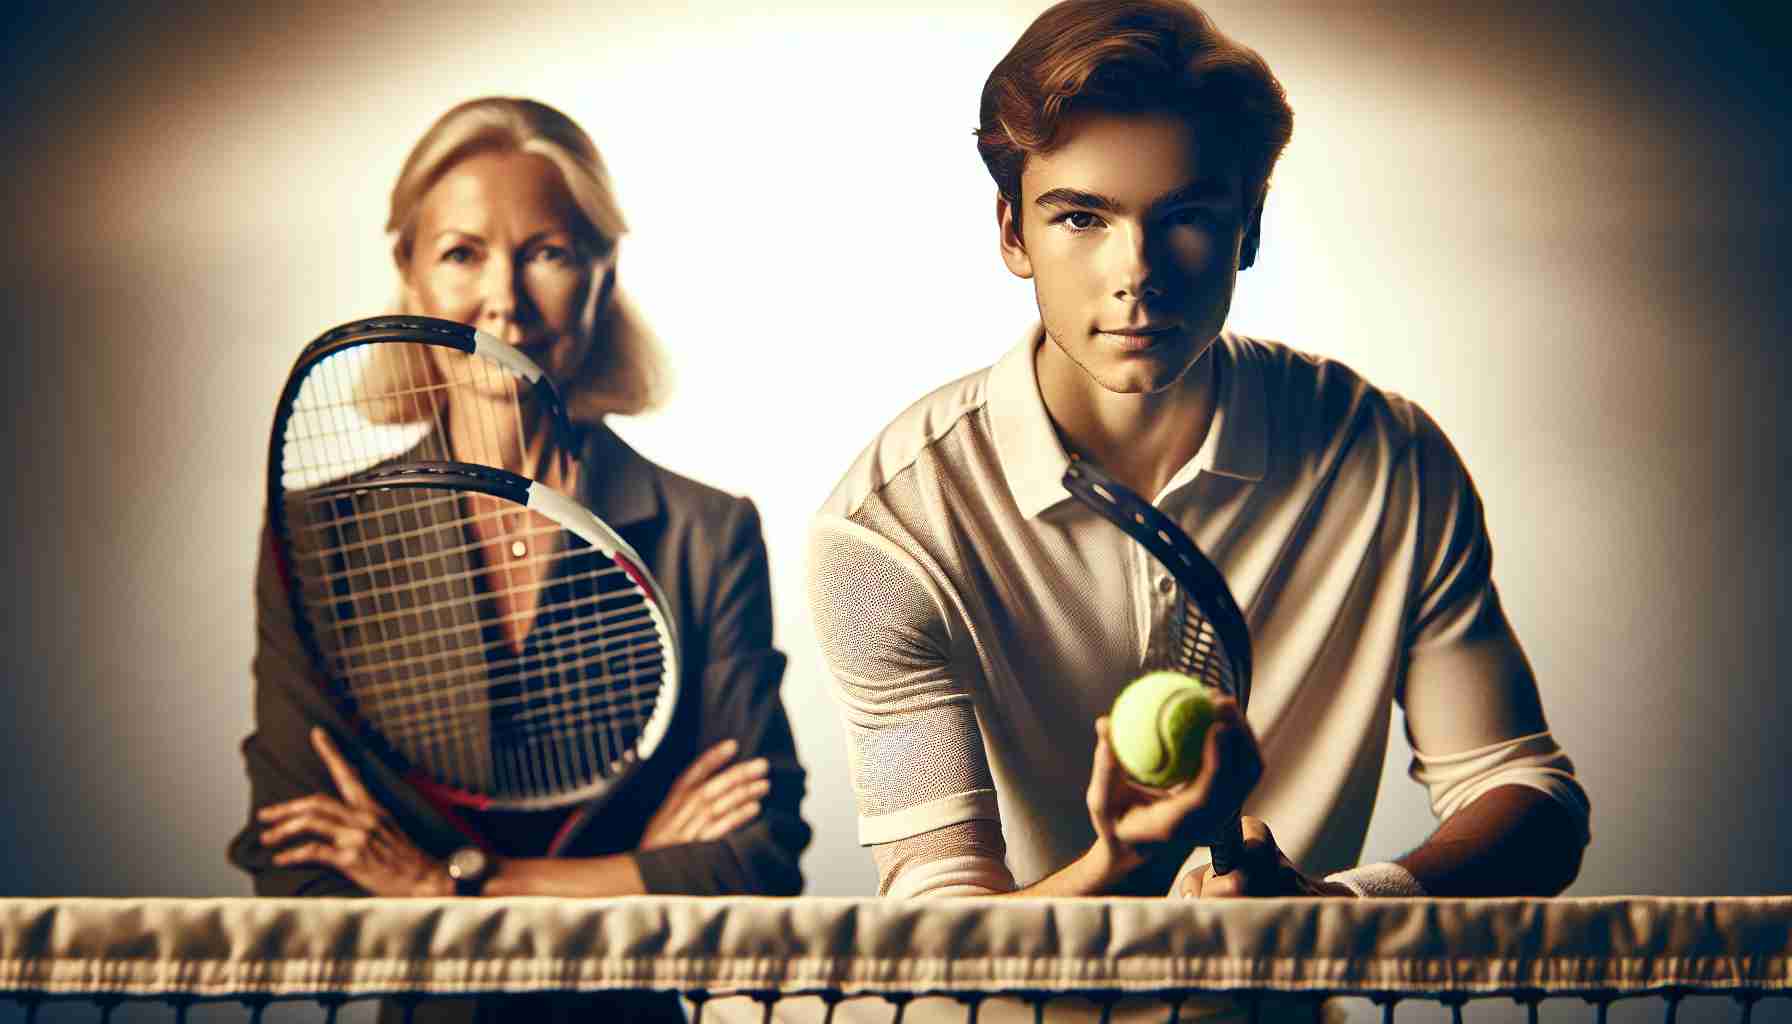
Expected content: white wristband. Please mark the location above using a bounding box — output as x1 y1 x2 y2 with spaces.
1324 862 1426 898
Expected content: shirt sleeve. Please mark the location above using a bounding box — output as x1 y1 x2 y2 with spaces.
1398 406 1592 841
631 497 812 896
808 513 1015 895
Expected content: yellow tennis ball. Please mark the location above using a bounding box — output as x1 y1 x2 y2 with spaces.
1109 671 1220 788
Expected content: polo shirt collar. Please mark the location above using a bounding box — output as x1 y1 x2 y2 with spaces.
1180 331 1268 486
577 420 664 527
987 326 1266 519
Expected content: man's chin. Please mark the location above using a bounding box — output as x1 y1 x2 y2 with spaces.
1090 369 1185 396
1087 350 1200 396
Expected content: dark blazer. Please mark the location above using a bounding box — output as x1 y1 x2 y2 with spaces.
229 423 810 1022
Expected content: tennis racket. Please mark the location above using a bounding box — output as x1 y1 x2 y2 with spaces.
269 314 578 493
271 460 680 854
1062 456 1252 875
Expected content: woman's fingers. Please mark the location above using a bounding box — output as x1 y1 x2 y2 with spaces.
259 809 371 851
271 841 354 870
668 756 768 837
701 773 772 822
257 793 355 825
665 739 741 803
639 742 772 850
697 757 769 802
310 727 376 809
694 799 763 842
670 759 770 841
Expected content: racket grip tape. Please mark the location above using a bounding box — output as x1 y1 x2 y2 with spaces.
1208 814 1247 875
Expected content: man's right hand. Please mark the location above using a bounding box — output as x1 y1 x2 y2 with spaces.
1086 699 1261 874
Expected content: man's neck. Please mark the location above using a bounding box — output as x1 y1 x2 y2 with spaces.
1035 335 1221 502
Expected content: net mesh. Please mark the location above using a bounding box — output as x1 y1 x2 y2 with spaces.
0 898 1787 1022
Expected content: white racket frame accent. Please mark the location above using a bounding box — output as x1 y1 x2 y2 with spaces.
470 329 546 383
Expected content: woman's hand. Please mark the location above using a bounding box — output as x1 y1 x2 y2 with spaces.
637 739 770 851
258 727 448 897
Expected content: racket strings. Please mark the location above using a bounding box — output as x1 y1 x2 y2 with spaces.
290 484 667 801
389 683 661 757
351 623 664 795
335 599 663 765
377 668 663 771
286 374 501 417
300 560 641 644
340 624 664 722
296 494 657 674
281 341 550 491
295 502 568 564
1170 600 1239 698
318 602 656 687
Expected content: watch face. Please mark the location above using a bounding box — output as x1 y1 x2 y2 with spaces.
448 847 489 885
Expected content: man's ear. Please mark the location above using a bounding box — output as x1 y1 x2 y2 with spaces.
1239 197 1264 271
997 194 1034 280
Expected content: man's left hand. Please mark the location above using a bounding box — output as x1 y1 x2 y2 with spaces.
1178 816 1356 898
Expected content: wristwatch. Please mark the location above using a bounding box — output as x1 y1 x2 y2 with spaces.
446 846 494 897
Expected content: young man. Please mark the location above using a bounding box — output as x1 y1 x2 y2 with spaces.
809 0 1589 909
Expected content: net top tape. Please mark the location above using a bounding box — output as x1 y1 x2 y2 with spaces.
1 896 1787 998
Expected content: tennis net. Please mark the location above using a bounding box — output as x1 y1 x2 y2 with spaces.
2 896 1787 1022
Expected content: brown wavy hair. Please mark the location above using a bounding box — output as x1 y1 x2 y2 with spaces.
976 0 1293 208
366 97 668 423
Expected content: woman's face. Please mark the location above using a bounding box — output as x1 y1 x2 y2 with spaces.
401 149 601 387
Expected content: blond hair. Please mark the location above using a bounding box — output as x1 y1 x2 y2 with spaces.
368 97 668 422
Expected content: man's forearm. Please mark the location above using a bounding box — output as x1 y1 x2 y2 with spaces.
982 840 1178 898
1396 784 1586 896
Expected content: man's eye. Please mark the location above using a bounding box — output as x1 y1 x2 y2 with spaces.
1060 211 1102 230
1167 207 1221 227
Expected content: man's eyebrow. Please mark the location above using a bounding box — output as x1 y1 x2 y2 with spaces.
1033 188 1118 212
1147 179 1237 213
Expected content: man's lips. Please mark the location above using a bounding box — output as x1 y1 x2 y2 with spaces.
1096 324 1182 351
1099 324 1179 336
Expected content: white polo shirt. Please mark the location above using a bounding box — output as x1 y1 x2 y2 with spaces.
808 327 1589 897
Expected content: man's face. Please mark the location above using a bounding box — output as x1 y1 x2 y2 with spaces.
1000 109 1260 395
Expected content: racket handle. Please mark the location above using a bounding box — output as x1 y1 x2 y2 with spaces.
1208 814 1247 875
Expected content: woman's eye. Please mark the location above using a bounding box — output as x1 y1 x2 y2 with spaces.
531 245 572 264
441 246 477 265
